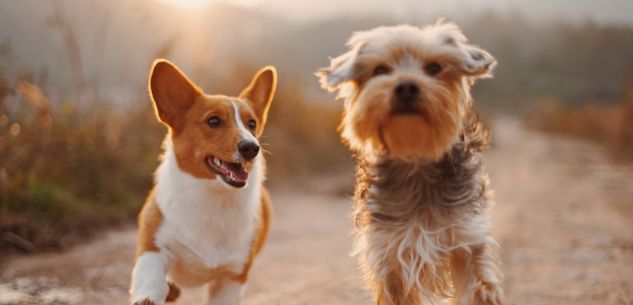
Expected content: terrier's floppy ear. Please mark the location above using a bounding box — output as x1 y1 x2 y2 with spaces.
239 66 277 129
149 59 202 127
458 44 496 78
316 40 364 92
434 22 497 78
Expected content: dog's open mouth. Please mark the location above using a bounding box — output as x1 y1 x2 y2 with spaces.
205 157 248 188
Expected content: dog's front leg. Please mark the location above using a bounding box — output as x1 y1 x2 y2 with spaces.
372 268 421 305
206 278 246 305
130 251 170 305
450 243 505 305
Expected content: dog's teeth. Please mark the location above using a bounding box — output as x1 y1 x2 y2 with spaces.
213 157 222 166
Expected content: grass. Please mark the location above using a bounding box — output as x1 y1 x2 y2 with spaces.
0 83 164 254
0 68 348 256
526 91 633 161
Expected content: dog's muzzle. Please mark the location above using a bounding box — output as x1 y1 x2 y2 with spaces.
393 81 421 114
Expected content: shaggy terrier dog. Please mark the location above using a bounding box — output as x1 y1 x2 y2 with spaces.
317 22 506 305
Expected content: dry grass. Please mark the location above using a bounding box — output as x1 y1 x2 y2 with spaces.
1 82 164 254
0 69 348 255
526 91 633 160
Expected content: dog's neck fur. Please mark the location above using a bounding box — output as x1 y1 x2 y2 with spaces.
154 137 263 266
354 111 491 228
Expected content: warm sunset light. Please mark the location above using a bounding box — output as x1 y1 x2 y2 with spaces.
157 0 261 9
1 1 632 305
157 0 215 9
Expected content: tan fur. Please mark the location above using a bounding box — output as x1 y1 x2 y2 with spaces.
165 283 180 302
318 22 505 305
149 60 274 179
132 59 277 305
171 97 256 178
135 190 162 257
239 68 277 136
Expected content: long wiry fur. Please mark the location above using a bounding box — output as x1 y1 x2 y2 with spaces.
317 22 506 305
353 112 503 304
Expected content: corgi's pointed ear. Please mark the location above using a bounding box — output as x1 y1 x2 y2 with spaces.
149 59 202 127
239 66 277 128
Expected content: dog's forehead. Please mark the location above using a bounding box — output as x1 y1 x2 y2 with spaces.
355 24 462 59
192 95 252 113
188 95 234 118
196 95 232 109
235 99 258 118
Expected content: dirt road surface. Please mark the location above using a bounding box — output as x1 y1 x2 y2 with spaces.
1 117 632 305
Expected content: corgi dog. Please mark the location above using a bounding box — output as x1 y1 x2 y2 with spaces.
130 59 277 305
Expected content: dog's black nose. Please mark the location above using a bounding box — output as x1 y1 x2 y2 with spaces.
394 82 420 103
238 140 260 160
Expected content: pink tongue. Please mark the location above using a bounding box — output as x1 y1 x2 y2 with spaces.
224 163 248 181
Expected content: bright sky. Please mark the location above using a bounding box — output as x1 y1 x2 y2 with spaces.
257 0 633 25
158 0 261 9
156 0 633 25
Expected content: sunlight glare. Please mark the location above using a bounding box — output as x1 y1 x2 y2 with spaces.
157 0 216 9
157 0 261 9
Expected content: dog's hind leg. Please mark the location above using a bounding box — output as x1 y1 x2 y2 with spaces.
450 243 505 305
165 282 180 302
205 278 245 305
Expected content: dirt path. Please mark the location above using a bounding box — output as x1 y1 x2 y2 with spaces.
1 117 632 305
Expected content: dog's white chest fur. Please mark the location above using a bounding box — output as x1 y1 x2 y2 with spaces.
153 140 262 268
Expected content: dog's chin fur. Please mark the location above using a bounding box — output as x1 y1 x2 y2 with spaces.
341 76 466 161
318 22 505 305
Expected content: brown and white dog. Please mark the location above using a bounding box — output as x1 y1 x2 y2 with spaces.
130 59 276 305
317 22 505 305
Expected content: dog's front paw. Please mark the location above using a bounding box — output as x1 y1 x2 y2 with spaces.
133 298 159 305
473 283 505 305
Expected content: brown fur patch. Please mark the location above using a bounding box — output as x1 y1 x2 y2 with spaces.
342 72 463 160
171 96 247 179
137 59 276 301
239 67 277 136
165 282 180 302
149 60 202 129
148 61 276 180
135 189 163 258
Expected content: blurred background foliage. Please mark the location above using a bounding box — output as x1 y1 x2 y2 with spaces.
0 0 632 255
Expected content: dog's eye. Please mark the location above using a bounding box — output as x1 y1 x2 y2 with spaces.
207 116 221 127
247 119 256 130
373 65 390 76
425 62 443 76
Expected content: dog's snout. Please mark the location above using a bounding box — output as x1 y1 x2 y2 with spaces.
238 140 260 160
394 82 420 103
